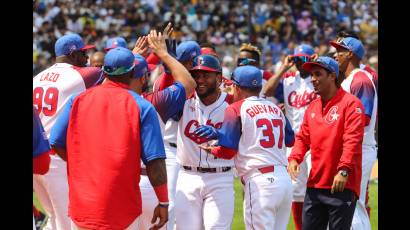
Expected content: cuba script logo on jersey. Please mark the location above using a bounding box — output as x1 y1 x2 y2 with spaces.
184 120 222 144
325 106 340 124
288 91 317 108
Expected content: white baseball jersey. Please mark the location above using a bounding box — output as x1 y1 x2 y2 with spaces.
33 62 101 230
163 120 178 147
33 63 102 137
176 92 234 168
341 68 378 146
217 96 291 177
282 71 318 132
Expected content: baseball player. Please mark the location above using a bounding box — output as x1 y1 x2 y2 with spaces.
173 54 235 230
330 31 378 89
330 30 378 219
49 47 169 230
136 30 197 230
194 65 295 230
33 33 101 230
330 37 377 230
150 39 201 230
235 43 283 103
262 44 318 230
288 56 365 230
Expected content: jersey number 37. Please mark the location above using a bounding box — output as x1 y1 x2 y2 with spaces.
33 87 59 116
256 118 284 149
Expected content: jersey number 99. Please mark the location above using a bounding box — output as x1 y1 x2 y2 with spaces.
33 87 59 116
256 118 284 149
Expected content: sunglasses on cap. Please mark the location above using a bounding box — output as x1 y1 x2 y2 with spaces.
103 65 135 76
237 57 257 66
291 55 310 63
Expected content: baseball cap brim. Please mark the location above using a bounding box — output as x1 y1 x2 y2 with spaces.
329 41 350 51
190 65 221 73
201 48 218 57
302 62 332 74
80 44 96 51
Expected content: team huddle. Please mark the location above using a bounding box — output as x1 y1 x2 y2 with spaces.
33 22 378 230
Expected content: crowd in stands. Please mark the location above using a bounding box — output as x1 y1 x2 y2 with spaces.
33 0 378 76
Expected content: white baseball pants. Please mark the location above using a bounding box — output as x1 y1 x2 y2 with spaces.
351 145 377 230
175 169 234 230
139 146 179 230
243 166 293 230
33 156 71 230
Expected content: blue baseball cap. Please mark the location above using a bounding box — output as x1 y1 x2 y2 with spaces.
54 34 95 56
176 41 201 62
231 66 262 88
291 44 315 57
133 54 149 78
105 37 128 51
103 47 135 76
330 37 365 60
302 56 339 78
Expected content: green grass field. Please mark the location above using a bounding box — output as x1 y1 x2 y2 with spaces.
33 179 378 229
231 179 378 230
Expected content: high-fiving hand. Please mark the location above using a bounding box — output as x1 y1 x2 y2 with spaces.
147 30 168 58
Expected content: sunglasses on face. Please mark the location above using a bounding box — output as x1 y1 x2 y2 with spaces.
237 58 257 66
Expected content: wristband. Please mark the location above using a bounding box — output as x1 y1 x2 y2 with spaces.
153 183 169 203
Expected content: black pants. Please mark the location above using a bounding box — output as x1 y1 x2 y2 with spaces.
302 188 357 230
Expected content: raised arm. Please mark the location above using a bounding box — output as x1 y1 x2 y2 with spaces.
147 30 196 97
262 55 294 97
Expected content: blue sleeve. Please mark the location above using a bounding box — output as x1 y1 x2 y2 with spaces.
33 109 50 158
350 75 375 117
284 116 295 146
130 91 166 164
49 94 78 148
274 80 284 103
218 105 242 149
144 82 186 123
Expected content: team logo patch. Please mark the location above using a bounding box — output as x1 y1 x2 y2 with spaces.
355 107 362 114
325 106 339 124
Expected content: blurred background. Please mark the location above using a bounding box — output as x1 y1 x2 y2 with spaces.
33 0 378 77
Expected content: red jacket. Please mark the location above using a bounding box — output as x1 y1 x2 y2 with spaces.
288 88 365 198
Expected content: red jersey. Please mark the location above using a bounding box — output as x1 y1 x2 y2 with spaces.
51 81 166 229
289 88 365 198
